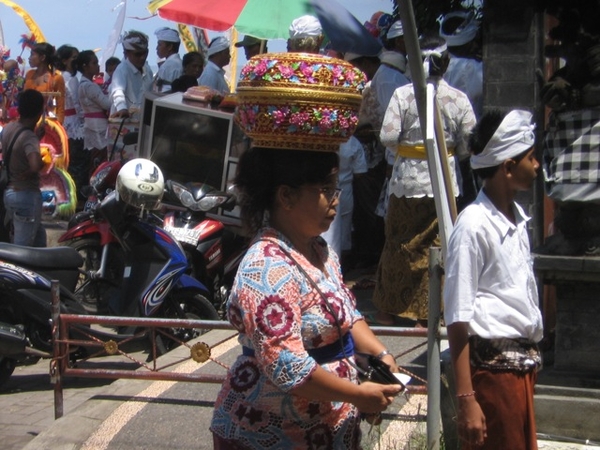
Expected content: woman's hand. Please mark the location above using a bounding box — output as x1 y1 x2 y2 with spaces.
456 396 487 447
352 381 403 414
380 353 399 374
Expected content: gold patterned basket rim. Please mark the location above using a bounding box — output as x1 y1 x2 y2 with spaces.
249 136 349 152
236 89 362 106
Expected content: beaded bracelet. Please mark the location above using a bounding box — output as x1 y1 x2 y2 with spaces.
456 390 476 398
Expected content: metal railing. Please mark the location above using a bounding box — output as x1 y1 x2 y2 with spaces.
49 248 445 443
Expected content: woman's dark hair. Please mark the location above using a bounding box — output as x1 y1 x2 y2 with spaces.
32 42 57 71
419 33 449 78
74 50 96 74
17 89 44 119
183 51 204 69
55 45 78 73
235 147 339 234
469 109 530 179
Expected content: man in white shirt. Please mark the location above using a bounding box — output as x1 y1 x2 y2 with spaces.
110 30 153 119
198 36 230 94
154 27 183 92
444 109 543 450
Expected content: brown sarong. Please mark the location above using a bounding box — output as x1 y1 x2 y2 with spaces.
372 195 439 320
461 368 538 450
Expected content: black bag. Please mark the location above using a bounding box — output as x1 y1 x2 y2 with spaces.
360 354 405 387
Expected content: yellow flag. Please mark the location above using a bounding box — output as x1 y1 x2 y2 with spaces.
0 0 46 43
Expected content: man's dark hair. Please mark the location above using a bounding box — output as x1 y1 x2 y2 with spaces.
469 109 531 179
17 89 45 120
469 109 505 179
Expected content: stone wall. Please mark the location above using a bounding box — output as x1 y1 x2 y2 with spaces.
482 0 545 246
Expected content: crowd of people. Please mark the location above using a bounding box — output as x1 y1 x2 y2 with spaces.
0 8 550 449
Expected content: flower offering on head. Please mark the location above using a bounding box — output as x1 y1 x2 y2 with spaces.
235 52 366 152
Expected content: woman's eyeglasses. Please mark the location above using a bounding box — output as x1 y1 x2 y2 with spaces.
302 186 342 205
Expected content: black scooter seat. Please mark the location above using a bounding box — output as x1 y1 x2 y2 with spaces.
0 243 83 270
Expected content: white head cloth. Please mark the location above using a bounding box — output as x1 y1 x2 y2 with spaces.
470 110 536 170
207 36 230 57
155 27 180 43
121 32 149 51
421 43 447 75
289 15 322 39
386 20 404 39
439 11 480 47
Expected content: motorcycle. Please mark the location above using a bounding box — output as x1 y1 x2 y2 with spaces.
0 244 88 386
161 180 249 318
60 179 247 319
0 159 219 386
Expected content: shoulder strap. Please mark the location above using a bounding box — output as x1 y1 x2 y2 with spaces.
3 126 29 180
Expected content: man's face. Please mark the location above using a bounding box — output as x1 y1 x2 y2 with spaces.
156 40 172 59
244 43 262 60
214 49 231 68
126 48 148 70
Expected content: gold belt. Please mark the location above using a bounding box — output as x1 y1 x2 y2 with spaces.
396 144 455 160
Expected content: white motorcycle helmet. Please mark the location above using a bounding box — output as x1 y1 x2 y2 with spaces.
116 158 164 210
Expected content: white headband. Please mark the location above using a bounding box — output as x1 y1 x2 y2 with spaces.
470 110 536 170
155 27 180 43
121 33 149 51
422 43 447 75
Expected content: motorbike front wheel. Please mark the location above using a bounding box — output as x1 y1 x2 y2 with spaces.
161 291 219 346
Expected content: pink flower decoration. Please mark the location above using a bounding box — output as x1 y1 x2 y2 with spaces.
272 108 289 125
300 63 314 79
332 66 342 80
289 111 310 125
254 60 268 77
279 65 294 78
319 118 334 130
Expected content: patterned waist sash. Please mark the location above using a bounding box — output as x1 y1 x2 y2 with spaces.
469 335 542 373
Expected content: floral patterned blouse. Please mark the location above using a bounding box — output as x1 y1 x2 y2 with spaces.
211 228 364 449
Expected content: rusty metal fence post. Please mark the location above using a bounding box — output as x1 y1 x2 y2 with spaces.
50 280 64 419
